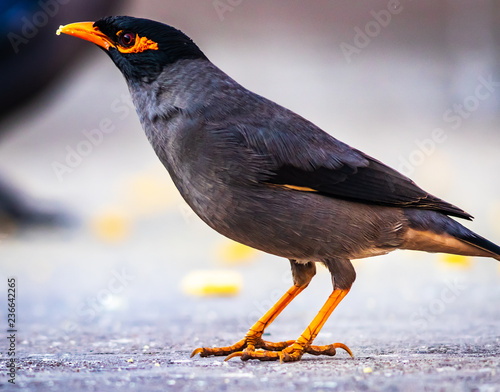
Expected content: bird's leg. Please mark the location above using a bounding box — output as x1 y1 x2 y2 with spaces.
191 283 307 358
191 260 315 359
222 259 355 362
279 288 352 362
227 287 352 362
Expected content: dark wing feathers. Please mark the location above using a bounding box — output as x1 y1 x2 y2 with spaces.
239 116 472 221
243 121 368 171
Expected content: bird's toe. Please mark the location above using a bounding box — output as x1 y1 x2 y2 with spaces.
305 342 353 358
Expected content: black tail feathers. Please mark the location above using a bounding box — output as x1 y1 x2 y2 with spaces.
405 209 500 261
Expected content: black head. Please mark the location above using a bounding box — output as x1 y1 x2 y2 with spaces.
58 16 208 83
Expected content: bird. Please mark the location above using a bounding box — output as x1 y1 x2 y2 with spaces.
57 16 500 362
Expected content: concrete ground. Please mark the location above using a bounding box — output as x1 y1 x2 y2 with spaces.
1 1 500 391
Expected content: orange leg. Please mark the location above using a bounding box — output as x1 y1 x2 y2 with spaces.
227 288 352 362
191 283 307 358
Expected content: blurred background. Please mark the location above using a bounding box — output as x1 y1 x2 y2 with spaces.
0 0 499 357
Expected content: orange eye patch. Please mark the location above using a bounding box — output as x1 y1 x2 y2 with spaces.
116 30 158 54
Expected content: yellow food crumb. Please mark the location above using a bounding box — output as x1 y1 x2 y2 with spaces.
127 358 134 363
92 211 130 242
217 241 258 264
363 367 373 373
181 270 243 297
438 254 471 269
125 174 175 215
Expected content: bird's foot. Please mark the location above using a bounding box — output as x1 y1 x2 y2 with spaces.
191 336 295 358
224 341 353 362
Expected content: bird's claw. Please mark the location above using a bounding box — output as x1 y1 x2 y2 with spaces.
190 347 205 358
235 342 353 362
225 349 281 362
191 336 295 359
190 338 247 358
222 344 306 362
224 351 243 361
193 340 353 362
305 342 353 358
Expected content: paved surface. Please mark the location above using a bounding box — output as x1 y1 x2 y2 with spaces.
1 1 500 391
7 318 500 392
3 263 500 391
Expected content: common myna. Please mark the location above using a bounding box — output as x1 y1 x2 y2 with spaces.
57 16 500 362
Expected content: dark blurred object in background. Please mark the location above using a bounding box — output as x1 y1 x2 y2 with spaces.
0 0 121 227
0 175 68 227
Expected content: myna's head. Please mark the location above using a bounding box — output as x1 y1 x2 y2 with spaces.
57 16 207 83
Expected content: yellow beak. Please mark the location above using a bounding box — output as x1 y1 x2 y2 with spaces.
56 22 115 51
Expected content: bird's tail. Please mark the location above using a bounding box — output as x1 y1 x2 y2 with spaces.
402 209 500 261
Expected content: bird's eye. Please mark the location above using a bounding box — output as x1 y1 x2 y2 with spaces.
118 31 136 48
